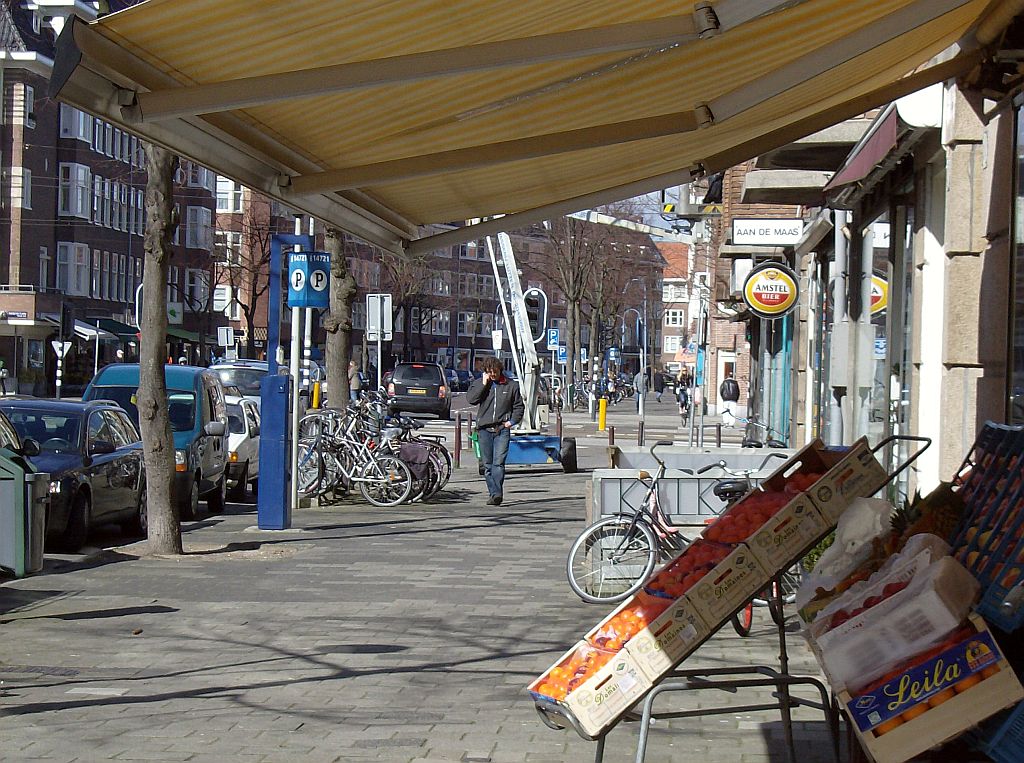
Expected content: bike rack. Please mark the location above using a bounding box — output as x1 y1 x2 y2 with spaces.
542 436 931 763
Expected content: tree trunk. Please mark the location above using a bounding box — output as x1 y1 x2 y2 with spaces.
566 299 578 409
323 228 357 402
139 145 181 555
588 308 600 382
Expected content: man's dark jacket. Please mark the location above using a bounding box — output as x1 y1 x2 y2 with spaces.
467 375 525 429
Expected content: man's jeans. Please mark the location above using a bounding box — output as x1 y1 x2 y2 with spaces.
477 426 511 498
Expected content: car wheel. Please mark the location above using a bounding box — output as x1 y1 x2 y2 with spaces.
206 476 226 514
61 492 91 553
179 477 200 521
122 482 147 536
441 405 451 421
228 464 248 502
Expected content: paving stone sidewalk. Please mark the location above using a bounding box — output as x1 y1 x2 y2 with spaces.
1 464 844 763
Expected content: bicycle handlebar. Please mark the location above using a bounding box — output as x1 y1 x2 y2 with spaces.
649 439 674 468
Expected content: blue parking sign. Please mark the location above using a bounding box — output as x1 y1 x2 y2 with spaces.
287 251 331 309
546 327 560 351
557 346 567 364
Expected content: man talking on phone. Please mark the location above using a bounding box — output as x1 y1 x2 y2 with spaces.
466 357 524 505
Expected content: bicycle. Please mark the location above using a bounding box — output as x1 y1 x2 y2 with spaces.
735 414 788 449
694 457 801 636
566 441 692 604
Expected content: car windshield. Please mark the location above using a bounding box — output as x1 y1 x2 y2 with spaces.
2 409 81 453
226 403 246 434
394 365 442 384
90 387 196 432
215 368 265 395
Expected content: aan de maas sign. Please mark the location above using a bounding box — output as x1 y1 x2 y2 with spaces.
742 262 800 319
732 218 805 246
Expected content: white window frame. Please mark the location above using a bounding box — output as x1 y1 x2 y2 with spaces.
23 84 35 128
185 205 213 250
12 167 31 209
58 163 91 219
91 250 101 298
184 268 209 312
216 176 244 212
664 334 682 354
57 243 90 297
59 104 92 142
102 251 111 300
664 309 686 327
38 246 49 290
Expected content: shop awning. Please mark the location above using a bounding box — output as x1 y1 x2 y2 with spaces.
49 0 1017 255
166 326 200 342
97 318 139 338
73 319 116 341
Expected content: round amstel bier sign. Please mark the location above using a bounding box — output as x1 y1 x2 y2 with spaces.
742 262 799 319
870 274 888 315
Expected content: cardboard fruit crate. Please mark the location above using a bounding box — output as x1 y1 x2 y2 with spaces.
839 614 1023 763
624 595 712 682
528 641 652 738
745 494 829 572
686 543 769 628
805 438 889 524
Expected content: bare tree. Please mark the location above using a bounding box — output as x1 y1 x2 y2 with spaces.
138 145 181 555
378 248 435 361
323 228 358 400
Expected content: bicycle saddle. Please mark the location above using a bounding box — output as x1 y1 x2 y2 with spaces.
713 479 750 500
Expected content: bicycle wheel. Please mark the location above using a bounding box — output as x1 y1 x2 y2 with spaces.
731 603 754 637
296 439 323 496
567 517 658 604
358 455 413 507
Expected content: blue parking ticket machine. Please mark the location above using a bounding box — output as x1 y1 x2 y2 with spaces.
257 373 290 529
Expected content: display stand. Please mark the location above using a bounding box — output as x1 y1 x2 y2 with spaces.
534 436 930 763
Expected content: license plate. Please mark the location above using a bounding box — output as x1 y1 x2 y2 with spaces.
408 388 427 395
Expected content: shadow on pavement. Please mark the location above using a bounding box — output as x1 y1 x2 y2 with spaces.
1 604 179 624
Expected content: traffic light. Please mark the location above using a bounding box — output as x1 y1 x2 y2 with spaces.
60 303 75 340
522 288 547 345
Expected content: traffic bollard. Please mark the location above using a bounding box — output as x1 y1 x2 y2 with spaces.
556 407 563 440
598 397 607 431
454 412 462 469
608 426 615 446
637 420 644 446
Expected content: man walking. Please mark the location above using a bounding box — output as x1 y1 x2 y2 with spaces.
466 357 524 505
653 367 666 403
719 372 740 427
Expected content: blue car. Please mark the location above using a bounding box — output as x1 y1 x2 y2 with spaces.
83 364 229 520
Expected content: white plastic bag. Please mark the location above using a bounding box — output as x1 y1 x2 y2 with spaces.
795 497 893 610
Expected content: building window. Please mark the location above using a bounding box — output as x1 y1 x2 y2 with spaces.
457 312 478 337
171 203 180 245
168 266 179 303
39 247 49 289
92 117 103 152
23 84 35 128
58 163 91 218
57 243 90 296
215 231 243 265
102 251 111 299
91 250 101 298
112 254 120 301
664 334 682 354
352 302 366 330
104 123 114 156
216 177 244 212
12 167 31 209
478 313 494 337
185 206 213 249
430 272 452 296
184 268 209 311
59 104 93 141
120 184 129 232
664 309 686 327
431 310 451 336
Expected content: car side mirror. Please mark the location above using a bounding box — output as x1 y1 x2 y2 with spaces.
250 424 260 437
20 437 40 458
204 420 226 437
89 440 116 455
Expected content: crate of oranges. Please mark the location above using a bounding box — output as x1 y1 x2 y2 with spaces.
839 614 1023 763
528 640 651 738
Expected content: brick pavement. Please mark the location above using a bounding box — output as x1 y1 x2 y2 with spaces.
1 460 844 763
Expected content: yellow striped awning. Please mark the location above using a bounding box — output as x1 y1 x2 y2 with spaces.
50 0 1019 254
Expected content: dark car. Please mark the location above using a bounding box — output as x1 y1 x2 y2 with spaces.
444 368 460 392
0 399 145 553
387 362 450 419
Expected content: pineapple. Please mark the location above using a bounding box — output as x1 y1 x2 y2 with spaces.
890 483 964 547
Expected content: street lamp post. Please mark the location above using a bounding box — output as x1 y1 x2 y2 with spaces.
624 277 649 426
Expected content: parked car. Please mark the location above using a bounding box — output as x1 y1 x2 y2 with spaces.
83 364 228 520
386 362 450 419
210 360 268 409
225 395 260 501
0 399 145 552
455 369 475 392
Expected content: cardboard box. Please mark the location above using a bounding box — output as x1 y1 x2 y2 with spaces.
686 543 769 627
809 438 889 524
813 556 980 692
625 595 711 682
840 616 1024 763
528 641 652 738
746 494 829 572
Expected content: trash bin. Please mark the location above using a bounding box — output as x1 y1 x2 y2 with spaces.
24 472 48 574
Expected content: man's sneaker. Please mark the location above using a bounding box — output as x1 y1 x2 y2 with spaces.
487 495 503 506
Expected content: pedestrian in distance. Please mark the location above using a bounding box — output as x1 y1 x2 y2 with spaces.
653 366 666 403
466 357 524 506
348 359 362 402
720 372 741 427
